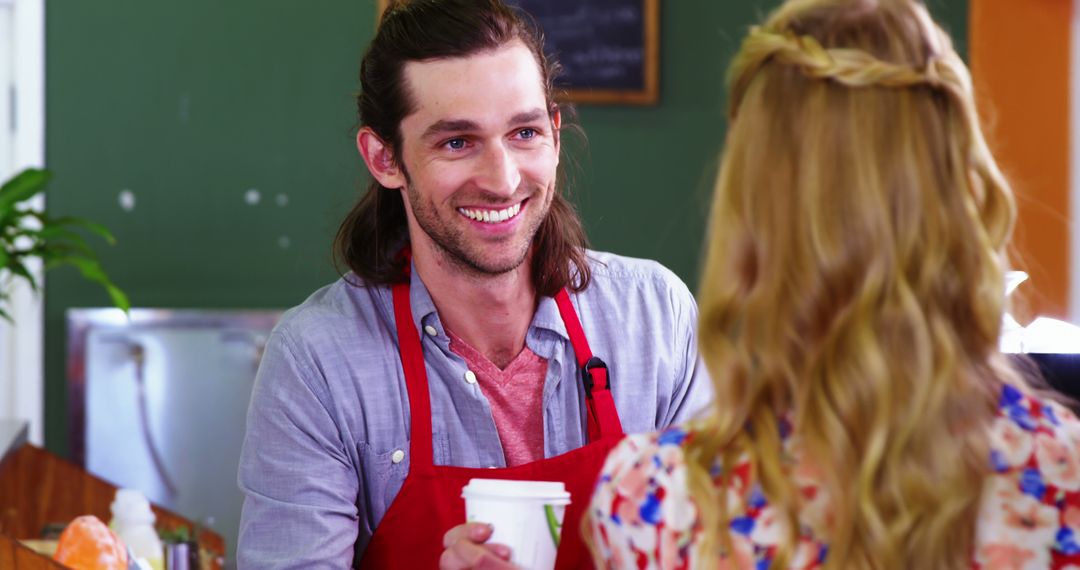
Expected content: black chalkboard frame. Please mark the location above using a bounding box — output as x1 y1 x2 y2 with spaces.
375 0 660 106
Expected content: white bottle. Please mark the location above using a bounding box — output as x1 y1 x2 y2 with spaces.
109 488 165 570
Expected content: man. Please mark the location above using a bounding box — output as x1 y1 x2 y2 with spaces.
237 0 709 567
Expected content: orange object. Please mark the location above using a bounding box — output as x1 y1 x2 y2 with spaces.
52 515 129 570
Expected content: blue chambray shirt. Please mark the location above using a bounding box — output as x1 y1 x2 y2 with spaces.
237 251 711 569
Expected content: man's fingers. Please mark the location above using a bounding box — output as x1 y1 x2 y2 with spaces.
439 522 516 569
438 542 479 570
474 550 517 569
443 522 493 548
470 522 495 542
439 538 511 569
484 543 512 560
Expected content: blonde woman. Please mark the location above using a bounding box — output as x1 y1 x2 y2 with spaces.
587 0 1080 568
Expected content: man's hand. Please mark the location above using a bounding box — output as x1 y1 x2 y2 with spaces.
439 522 518 569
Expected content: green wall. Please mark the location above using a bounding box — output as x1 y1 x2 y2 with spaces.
44 0 968 456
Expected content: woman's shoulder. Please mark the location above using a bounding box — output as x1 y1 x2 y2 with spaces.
601 427 692 471
989 383 1080 478
590 427 702 568
976 384 1080 567
594 427 697 520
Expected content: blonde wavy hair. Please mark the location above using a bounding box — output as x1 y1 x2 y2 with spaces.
684 0 1024 568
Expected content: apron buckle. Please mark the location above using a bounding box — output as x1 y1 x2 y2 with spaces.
581 356 609 397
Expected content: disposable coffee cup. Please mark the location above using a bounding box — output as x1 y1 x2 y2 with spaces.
461 478 571 570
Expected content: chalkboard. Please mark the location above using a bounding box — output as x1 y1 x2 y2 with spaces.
376 0 659 105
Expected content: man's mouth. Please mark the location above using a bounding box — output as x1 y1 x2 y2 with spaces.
456 201 524 224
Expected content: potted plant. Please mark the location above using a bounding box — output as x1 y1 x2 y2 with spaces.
0 168 128 321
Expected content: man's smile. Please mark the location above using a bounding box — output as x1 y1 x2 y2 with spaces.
456 200 525 224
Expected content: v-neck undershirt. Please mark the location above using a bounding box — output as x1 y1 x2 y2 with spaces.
446 328 549 466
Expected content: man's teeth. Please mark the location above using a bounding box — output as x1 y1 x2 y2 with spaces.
457 203 522 224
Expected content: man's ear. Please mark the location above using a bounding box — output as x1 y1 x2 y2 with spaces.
551 108 562 152
357 127 406 189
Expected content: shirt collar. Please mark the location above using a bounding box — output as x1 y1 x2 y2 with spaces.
530 294 570 341
408 261 440 327
406 262 570 343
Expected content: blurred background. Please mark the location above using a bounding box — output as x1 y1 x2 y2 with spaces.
11 0 1078 566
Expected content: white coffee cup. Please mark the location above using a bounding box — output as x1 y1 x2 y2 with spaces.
461 478 572 570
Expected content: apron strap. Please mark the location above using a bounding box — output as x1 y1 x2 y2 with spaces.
554 289 625 441
392 279 625 472
392 282 436 473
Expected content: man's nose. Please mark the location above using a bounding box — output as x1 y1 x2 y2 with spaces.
475 143 521 196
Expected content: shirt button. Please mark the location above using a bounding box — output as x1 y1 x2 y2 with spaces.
391 449 405 464
464 370 478 385
423 325 438 337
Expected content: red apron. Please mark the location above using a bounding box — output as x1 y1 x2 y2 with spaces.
358 280 625 569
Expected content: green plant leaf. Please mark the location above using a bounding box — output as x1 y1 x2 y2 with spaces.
6 258 39 291
37 235 98 260
45 254 128 313
25 225 86 242
0 169 50 212
0 168 128 321
0 210 21 233
45 254 102 280
44 216 116 245
105 283 131 313
0 208 38 240
0 306 11 324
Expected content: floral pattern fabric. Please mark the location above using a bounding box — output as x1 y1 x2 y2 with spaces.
589 384 1080 569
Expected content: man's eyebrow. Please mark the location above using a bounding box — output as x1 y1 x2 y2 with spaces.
420 109 549 141
421 119 480 140
510 109 547 125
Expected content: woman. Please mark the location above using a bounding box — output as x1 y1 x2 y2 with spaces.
588 0 1080 568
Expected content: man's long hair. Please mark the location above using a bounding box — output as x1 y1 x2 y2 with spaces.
683 1 1025 567
334 0 591 296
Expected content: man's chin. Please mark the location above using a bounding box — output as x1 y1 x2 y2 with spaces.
455 249 531 277
465 258 528 276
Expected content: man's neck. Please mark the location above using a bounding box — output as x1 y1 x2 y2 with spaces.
413 250 536 370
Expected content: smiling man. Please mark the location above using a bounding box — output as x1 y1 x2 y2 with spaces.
236 1 709 568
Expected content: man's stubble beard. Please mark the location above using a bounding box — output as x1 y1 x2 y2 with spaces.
405 181 554 278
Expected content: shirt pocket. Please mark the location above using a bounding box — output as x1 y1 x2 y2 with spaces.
357 442 410 528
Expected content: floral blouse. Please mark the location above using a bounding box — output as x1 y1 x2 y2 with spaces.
589 384 1080 569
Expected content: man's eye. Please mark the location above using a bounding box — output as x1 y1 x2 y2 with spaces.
445 138 467 150
518 128 537 140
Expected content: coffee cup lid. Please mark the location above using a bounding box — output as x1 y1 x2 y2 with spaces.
461 478 571 502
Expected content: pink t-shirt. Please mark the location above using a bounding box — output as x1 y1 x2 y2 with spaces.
446 330 548 467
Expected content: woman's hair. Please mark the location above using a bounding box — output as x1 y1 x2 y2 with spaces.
684 0 1023 567
333 0 591 296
